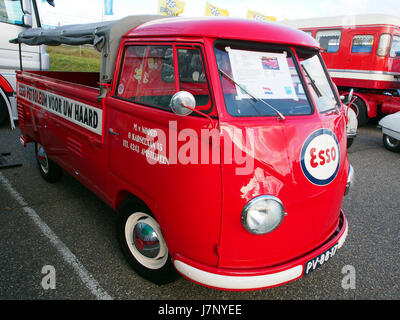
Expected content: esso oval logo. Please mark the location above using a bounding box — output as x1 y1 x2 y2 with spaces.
300 129 341 186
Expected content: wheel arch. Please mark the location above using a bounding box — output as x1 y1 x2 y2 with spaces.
341 90 377 119
113 189 160 221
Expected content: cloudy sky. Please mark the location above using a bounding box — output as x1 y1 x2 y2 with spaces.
38 0 400 26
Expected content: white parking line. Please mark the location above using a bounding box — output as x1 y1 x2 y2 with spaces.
0 172 113 300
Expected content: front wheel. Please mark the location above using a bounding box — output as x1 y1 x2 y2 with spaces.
383 134 400 152
116 197 180 285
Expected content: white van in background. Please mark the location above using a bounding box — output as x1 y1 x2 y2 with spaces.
0 0 51 126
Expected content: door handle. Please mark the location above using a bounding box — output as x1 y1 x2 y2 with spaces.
109 128 120 136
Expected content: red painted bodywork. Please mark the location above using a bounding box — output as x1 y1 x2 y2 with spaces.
16 17 350 289
0 75 13 93
301 21 400 118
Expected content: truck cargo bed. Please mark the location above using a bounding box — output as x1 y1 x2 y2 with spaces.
18 71 100 89
17 70 104 144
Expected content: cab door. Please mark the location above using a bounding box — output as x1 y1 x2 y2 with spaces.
107 42 222 267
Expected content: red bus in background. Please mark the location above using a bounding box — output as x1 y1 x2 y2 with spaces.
283 14 400 125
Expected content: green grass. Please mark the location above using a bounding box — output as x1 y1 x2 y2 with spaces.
46 45 101 72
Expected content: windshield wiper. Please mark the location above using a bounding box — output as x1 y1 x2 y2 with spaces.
301 64 339 113
301 64 322 98
218 69 285 120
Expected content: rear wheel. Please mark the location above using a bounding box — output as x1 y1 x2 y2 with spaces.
349 96 368 126
116 197 180 285
383 134 400 152
35 143 62 183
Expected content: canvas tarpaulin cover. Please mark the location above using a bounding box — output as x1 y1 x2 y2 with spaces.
10 15 166 97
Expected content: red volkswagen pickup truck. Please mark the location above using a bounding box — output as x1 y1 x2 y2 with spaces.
13 15 353 290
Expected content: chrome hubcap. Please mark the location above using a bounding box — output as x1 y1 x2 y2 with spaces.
36 144 49 174
385 135 400 148
125 212 168 269
133 221 160 258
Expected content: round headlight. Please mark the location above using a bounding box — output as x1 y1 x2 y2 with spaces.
241 196 286 235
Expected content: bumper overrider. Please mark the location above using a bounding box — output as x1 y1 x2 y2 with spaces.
173 210 348 290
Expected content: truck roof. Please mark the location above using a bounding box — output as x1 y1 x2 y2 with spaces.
11 15 318 96
280 14 400 30
125 16 318 48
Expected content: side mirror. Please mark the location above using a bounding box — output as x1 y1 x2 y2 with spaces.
346 89 354 104
340 88 354 105
170 91 196 116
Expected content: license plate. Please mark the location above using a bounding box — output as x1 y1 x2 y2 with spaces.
304 243 339 275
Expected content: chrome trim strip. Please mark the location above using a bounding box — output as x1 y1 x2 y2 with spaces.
328 69 400 76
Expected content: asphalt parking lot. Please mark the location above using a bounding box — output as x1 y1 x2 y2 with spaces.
0 121 399 302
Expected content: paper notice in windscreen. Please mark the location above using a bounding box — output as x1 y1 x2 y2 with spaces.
227 48 297 101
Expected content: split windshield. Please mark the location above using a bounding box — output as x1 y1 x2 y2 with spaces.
214 42 339 117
